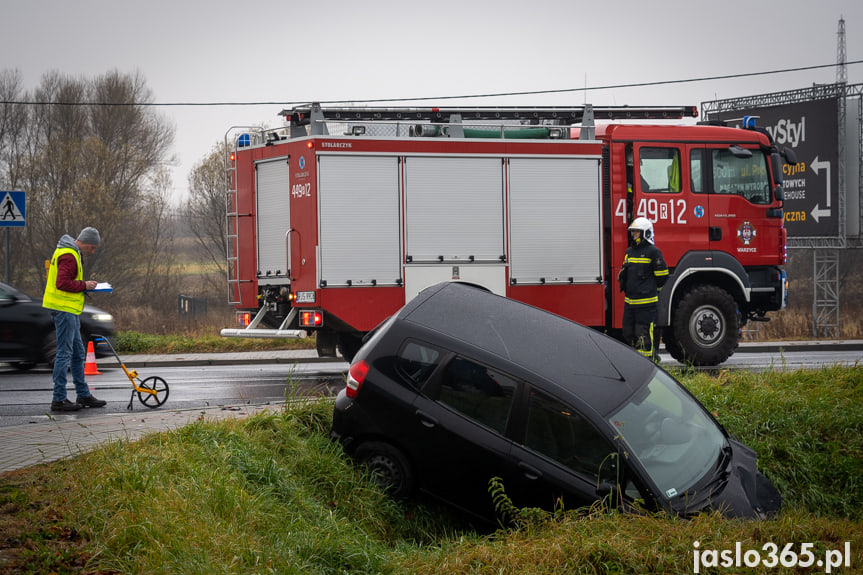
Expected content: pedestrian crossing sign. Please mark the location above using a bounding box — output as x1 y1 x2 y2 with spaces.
0 191 25 227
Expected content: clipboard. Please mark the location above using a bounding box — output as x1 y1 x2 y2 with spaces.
87 282 113 293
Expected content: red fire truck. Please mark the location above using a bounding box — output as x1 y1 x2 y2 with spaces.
222 104 793 366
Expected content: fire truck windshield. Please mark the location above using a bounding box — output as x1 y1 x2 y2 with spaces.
710 149 772 205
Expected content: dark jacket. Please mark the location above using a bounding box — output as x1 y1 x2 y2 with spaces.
618 240 669 306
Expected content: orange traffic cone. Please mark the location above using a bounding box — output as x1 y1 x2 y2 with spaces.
84 341 102 375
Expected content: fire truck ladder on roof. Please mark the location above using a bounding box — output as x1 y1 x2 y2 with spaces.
280 102 698 139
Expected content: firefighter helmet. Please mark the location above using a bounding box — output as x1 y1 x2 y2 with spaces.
628 217 655 244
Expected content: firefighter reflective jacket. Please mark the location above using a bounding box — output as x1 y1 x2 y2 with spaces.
618 240 669 306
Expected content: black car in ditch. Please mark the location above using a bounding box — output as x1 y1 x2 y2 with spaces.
331 282 780 524
0 281 116 370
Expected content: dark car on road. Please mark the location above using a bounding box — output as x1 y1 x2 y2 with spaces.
0 281 116 370
331 282 780 524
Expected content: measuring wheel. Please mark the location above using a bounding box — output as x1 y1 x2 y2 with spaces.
137 376 169 408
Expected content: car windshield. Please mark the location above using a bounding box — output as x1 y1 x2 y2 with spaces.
608 370 725 499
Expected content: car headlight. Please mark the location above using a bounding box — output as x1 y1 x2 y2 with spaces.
90 313 114 322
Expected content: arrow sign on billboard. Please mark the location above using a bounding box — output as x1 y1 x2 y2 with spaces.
809 156 831 223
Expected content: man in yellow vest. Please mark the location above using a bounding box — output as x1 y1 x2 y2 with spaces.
43 227 108 411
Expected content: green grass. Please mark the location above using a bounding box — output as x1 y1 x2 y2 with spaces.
1 367 861 574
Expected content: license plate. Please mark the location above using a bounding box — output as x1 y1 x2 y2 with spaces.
296 291 316 303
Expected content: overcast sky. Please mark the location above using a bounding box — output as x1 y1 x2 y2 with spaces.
1 0 861 205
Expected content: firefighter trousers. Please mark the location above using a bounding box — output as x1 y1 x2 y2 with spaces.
622 303 659 361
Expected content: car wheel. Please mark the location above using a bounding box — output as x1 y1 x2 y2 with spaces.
354 441 415 498
11 361 36 371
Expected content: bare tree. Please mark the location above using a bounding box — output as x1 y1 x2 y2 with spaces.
0 70 29 282
0 69 27 187
0 69 176 308
185 142 229 290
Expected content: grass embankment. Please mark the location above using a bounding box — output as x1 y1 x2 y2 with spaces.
114 331 315 354
1 366 860 574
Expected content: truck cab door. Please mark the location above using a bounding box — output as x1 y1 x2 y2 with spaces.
704 145 780 265
631 144 709 265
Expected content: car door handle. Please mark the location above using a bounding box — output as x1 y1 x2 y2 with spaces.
518 461 543 481
415 410 438 428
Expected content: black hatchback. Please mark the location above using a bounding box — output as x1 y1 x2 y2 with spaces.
0 281 116 370
331 282 780 524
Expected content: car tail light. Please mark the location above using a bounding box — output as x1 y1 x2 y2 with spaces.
346 360 369 398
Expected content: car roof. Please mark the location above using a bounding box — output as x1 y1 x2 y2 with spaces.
398 282 653 414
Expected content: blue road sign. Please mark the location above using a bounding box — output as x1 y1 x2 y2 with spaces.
0 191 26 227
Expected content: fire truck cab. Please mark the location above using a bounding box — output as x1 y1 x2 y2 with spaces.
223 104 793 366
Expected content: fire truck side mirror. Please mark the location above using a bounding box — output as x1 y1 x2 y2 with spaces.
773 185 784 203
781 146 798 165
771 151 785 187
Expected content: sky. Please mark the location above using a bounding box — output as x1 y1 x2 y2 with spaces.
1 0 861 206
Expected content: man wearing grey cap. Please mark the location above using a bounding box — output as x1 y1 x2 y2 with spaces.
43 227 108 411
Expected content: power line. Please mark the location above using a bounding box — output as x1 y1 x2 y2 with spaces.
2 60 861 108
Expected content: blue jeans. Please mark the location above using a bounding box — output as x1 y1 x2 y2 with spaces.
52 311 92 402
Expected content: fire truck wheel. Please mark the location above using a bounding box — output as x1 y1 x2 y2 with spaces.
337 334 364 363
669 285 739 366
662 331 684 361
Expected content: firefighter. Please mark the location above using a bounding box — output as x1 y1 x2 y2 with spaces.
618 217 668 361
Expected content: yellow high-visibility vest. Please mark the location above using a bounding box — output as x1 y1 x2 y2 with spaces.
43 247 85 314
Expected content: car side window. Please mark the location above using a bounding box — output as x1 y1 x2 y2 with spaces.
395 341 442 386
524 389 617 484
438 357 516 435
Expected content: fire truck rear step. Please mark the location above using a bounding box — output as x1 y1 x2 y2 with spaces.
220 308 307 339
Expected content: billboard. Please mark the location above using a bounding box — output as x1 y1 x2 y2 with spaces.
710 97 840 238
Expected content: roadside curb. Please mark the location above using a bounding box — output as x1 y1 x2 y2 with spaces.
105 356 345 369
733 340 863 353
